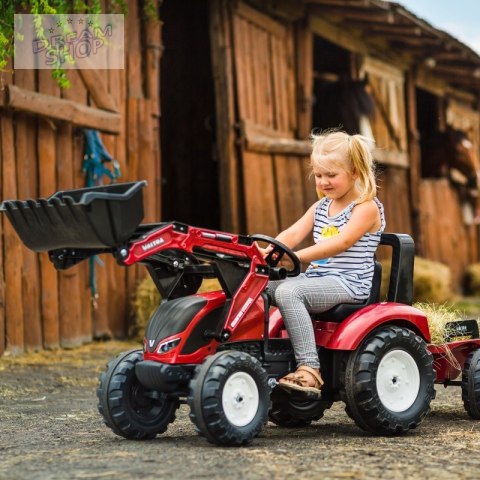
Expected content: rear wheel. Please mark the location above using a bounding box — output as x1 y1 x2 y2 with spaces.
188 351 269 446
269 387 332 428
97 349 179 439
461 349 480 419
344 326 435 435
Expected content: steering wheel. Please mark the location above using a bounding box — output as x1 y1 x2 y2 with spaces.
250 234 301 277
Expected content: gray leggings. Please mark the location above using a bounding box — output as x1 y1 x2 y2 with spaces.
268 275 360 369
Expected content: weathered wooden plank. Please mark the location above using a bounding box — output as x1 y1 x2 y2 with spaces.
295 23 313 138
286 26 297 134
377 166 412 234
1 110 24 354
3 84 121 134
127 0 143 98
56 121 83 348
109 64 129 336
274 155 306 231
144 0 162 116
138 100 156 222
37 70 60 349
63 68 93 344
210 0 242 233
14 69 42 351
242 151 279 236
260 29 274 129
124 95 140 327
234 15 252 121
251 23 263 125
0 68 12 355
301 156 318 211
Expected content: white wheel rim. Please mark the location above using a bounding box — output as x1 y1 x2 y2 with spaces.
376 349 420 413
222 371 259 427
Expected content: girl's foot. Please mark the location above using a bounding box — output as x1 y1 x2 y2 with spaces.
278 365 324 398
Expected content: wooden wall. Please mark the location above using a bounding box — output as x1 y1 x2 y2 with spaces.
0 0 161 356
419 179 477 291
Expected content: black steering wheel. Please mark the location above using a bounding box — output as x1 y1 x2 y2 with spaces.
250 234 301 277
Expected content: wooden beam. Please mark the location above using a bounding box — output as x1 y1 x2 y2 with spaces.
309 6 395 24
433 64 480 78
384 35 442 46
2 84 120 134
306 0 370 6
236 2 286 38
241 119 311 156
77 67 119 113
361 24 423 36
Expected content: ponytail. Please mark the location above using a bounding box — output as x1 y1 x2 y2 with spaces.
348 134 376 203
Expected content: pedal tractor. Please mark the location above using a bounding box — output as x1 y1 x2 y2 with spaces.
2 181 480 446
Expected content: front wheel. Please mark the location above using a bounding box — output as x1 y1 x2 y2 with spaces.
461 348 480 419
188 351 269 446
97 349 179 439
343 326 435 435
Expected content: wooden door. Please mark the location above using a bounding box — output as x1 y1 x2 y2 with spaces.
361 57 412 235
231 2 314 236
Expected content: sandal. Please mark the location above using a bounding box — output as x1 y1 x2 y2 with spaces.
278 365 324 398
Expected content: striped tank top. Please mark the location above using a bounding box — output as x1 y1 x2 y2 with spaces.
305 197 386 300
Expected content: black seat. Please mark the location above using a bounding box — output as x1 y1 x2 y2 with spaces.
311 261 382 323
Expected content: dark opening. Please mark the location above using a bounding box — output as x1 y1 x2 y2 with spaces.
160 0 219 229
416 87 441 138
312 36 354 132
416 87 444 178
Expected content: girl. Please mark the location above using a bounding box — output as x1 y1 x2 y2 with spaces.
267 130 385 397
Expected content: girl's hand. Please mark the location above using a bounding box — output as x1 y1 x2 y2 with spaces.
256 242 274 259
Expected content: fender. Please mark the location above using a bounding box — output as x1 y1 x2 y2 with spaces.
324 302 431 351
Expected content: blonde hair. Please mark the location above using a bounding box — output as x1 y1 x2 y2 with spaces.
310 130 376 203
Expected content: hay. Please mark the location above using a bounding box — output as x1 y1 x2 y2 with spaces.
414 257 453 303
130 276 161 341
465 263 480 295
414 302 463 345
414 302 474 371
380 257 452 304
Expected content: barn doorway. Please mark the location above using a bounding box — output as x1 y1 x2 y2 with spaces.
416 87 444 179
160 0 219 229
312 36 355 133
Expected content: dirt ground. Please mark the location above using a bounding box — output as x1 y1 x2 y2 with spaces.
1 341 480 480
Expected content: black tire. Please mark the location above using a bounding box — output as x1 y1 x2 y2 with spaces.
344 326 435 435
461 349 480 419
187 351 269 446
268 387 333 428
97 349 179 440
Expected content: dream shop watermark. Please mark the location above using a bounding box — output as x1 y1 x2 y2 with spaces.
14 14 124 69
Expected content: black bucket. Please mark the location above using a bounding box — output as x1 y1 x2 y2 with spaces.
0 181 147 251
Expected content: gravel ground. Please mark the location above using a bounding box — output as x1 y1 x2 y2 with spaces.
1 341 480 480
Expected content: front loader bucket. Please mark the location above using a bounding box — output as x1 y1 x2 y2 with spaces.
0 181 146 251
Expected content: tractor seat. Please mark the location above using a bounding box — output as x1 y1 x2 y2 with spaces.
310 261 382 323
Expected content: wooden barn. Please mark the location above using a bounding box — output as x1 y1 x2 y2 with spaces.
2 0 480 355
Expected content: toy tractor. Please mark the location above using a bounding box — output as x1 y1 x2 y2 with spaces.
2 181 480 446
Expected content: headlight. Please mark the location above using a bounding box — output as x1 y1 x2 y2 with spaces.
157 338 181 354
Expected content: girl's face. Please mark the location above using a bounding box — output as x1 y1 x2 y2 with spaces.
313 160 358 201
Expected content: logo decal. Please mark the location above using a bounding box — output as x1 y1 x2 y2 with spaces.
230 297 254 328
141 237 165 252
